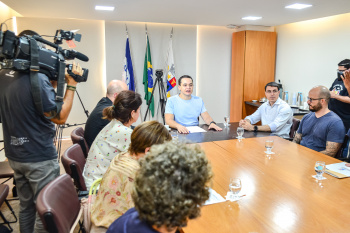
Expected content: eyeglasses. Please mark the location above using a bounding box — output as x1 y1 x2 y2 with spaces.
307 97 324 102
266 90 279 94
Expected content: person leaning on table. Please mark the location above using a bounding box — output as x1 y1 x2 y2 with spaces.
239 82 293 138
164 75 222 134
293 86 345 157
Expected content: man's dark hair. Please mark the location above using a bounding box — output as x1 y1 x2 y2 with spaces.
338 59 350 69
178 75 193 86
265 82 280 91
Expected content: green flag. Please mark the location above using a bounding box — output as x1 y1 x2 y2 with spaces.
143 34 154 117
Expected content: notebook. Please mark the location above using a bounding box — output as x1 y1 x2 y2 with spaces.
325 162 350 179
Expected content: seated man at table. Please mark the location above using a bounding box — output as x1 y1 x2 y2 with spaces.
239 82 293 138
84 80 128 147
165 75 222 134
293 86 346 157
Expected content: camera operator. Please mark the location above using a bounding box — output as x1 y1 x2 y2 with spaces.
0 55 82 233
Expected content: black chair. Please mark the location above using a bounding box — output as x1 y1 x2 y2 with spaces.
0 184 17 232
36 174 85 233
0 162 17 197
336 134 349 160
61 144 88 195
71 127 89 158
285 118 301 141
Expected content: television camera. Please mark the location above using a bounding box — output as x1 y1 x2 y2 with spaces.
0 28 89 82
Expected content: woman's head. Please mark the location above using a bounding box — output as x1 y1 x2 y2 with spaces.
103 90 142 124
128 121 172 155
132 142 212 231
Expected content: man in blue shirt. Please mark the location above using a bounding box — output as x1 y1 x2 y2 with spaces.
239 82 293 138
293 86 346 157
165 75 222 134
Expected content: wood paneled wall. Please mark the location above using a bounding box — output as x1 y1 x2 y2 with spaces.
230 31 277 121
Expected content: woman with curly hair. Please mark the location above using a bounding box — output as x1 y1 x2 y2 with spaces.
83 90 142 189
107 142 213 233
91 121 172 230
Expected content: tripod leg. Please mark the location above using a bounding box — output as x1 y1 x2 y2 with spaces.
143 78 158 122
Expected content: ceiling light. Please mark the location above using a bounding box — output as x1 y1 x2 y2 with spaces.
285 3 312 9
95 5 115 11
242 16 262 21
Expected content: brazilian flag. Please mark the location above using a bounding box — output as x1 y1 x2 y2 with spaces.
143 34 154 117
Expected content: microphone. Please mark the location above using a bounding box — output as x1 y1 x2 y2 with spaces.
62 49 89 62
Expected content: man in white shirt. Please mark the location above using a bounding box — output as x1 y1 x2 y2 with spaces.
239 82 293 138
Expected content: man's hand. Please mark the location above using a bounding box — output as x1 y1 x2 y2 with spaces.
65 61 82 87
240 119 254 131
342 70 350 93
177 125 189 134
209 123 222 131
330 90 338 99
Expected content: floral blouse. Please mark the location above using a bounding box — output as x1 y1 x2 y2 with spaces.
91 151 140 228
83 119 132 189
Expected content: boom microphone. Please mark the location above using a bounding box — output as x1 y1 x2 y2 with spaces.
62 49 89 62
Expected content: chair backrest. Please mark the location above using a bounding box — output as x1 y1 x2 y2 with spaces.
62 144 87 191
336 134 349 158
289 118 301 138
0 184 9 206
36 174 81 233
71 127 89 158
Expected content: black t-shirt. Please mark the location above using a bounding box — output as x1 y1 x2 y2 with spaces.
0 70 57 162
329 78 350 131
84 97 112 147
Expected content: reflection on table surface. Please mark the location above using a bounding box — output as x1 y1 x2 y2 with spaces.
172 122 272 143
182 136 350 233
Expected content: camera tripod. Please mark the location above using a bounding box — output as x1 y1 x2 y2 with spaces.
54 90 89 159
144 70 167 124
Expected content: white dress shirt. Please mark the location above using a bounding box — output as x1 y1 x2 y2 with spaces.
245 98 293 138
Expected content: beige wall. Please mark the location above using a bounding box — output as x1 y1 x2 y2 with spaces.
275 12 350 104
197 25 233 123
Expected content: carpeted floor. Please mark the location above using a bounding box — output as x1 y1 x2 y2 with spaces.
0 139 83 233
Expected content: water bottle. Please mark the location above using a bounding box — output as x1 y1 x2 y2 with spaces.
283 91 289 103
297 92 303 106
292 93 297 105
278 80 283 99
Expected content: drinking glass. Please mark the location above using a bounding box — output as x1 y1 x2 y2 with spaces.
313 161 326 180
170 131 178 141
229 178 242 200
265 140 275 154
236 127 244 139
224 116 230 127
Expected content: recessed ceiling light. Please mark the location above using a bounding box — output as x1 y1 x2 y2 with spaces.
95 5 115 11
285 3 312 9
242 16 262 21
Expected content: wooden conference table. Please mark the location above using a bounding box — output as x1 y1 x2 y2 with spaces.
181 132 350 232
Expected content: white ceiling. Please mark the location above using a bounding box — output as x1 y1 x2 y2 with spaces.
2 0 350 27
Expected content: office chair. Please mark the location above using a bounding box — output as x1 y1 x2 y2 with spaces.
61 144 88 196
0 184 17 232
71 127 89 158
36 174 85 233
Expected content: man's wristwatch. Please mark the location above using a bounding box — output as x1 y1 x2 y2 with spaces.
254 125 258 132
209 121 216 126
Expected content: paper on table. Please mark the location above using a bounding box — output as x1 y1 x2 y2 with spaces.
325 162 350 178
186 126 207 133
204 188 226 206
